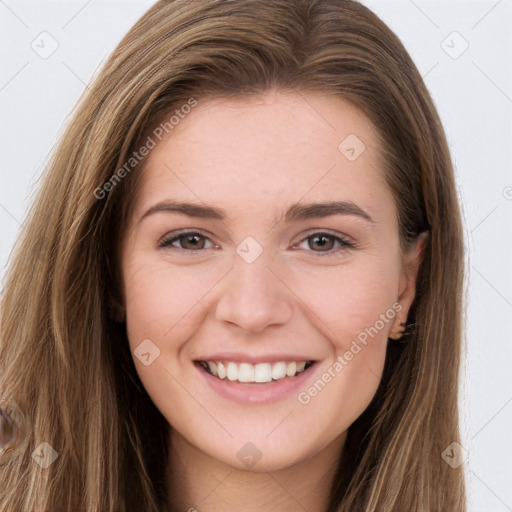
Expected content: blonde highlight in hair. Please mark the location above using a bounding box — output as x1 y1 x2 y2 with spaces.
1 1 466 510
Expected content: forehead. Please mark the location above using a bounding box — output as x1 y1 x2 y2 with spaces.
133 90 390 225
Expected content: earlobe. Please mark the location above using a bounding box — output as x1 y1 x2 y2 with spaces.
389 231 429 340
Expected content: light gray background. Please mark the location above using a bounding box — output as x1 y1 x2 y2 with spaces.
1 1 511 510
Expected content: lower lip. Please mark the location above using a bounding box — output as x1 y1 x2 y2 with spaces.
195 362 318 404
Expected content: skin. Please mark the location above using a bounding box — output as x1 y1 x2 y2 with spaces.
120 90 425 512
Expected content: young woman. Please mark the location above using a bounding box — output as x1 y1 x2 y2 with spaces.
0 1 466 510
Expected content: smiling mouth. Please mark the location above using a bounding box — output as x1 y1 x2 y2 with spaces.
196 360 315 384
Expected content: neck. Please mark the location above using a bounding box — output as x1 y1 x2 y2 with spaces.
166 430 346 512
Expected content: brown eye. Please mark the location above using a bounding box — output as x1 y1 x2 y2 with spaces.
177 233 206 250
294 231 354 256
159 231 214 251
308 234 336 251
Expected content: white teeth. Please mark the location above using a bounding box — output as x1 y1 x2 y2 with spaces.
238 363 255 382
286 361 297 377
227 362 238 381
202 360 310 383
254 363 272 383
271 361 287 380
217 362 226 379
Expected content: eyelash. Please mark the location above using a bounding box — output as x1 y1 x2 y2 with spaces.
158 229 355 256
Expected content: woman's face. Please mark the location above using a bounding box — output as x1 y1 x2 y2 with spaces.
120 91 422 471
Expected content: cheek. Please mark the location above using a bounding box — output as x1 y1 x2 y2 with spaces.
288 253 400 348
291 259 397 432
122 256 223 346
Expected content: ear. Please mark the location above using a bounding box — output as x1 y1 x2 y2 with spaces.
389 231 429 339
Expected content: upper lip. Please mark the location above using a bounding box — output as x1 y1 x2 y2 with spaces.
194 352 316 364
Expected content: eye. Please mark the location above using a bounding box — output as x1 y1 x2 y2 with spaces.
293 231 354 255
158 230 217 252
158 230 354 255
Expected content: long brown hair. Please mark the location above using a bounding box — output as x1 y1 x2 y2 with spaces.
0 1 466 510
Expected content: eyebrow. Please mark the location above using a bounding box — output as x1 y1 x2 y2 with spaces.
139 199 374 224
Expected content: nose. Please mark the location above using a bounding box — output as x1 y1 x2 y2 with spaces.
214 255 294 334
